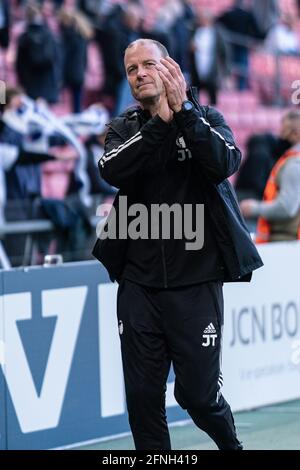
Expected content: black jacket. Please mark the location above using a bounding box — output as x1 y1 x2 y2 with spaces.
16 23 61 104
61 25 88 87
93 88 263 285
0 0 10 49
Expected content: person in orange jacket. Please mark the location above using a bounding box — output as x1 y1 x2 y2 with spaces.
240 110 300 242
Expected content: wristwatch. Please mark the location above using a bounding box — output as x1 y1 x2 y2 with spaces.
181 100 194 113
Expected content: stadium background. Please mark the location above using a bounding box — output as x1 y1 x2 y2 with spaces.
0 0 300 450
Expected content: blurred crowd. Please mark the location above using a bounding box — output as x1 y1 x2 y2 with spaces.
0 0 300 266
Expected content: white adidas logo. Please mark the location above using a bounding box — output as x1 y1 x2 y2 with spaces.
203 323 216 334
202 322 217 347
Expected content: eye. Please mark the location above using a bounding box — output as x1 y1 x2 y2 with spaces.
145 62 156 67
127 66 136 74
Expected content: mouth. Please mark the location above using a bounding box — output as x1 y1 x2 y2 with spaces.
137 83 153 89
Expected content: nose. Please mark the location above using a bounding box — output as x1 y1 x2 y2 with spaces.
136 66 147 79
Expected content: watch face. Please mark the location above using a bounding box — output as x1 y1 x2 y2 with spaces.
183 101 194 111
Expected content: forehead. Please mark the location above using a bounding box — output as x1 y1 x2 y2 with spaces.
124 43 162 67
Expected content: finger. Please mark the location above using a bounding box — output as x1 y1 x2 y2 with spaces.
157 67 186 104
160 58 180 81
159 61 187 96
156 63 177 87
162 57 185 81
164 56 180 68
157 68 173 91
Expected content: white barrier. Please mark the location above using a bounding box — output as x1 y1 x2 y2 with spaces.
222 241 300 411
96 241 300 414
0 241 299 448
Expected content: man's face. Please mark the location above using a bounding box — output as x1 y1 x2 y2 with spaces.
8 94 23 111
280 117 295 142
124 43 165 103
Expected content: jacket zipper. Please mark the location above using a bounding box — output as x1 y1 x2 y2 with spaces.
159 156 168 289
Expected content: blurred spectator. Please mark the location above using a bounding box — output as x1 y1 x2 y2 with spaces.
153 0 195 80
190 10 230 105
100 1 144 115
52 0 64 7
0 86 66 265
0 87 76 203
236 133 277 201
79 0 105 20
240 110 300 242
171 0 196 79
61 102 109 136
217 0 263 90
41 0 60 34
1 87 40 203
58 7 94 113
0 0 9 49
264 14 300 55
251 0 279 37
16 1 61 103
85 129 117 201
0 143 18 225
0 0 10 78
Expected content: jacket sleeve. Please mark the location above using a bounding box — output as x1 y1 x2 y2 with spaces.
252 159 300 220
99 115 171 189
174 106 241 184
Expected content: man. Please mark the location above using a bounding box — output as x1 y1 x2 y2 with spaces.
0 0 9 49
16 1 60 104
217 0 263 90
190 10 230 105
99 1 145 115
93 39 263 450
240 110 300 242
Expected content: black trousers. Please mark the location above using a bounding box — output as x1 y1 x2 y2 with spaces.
117 279 241 450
